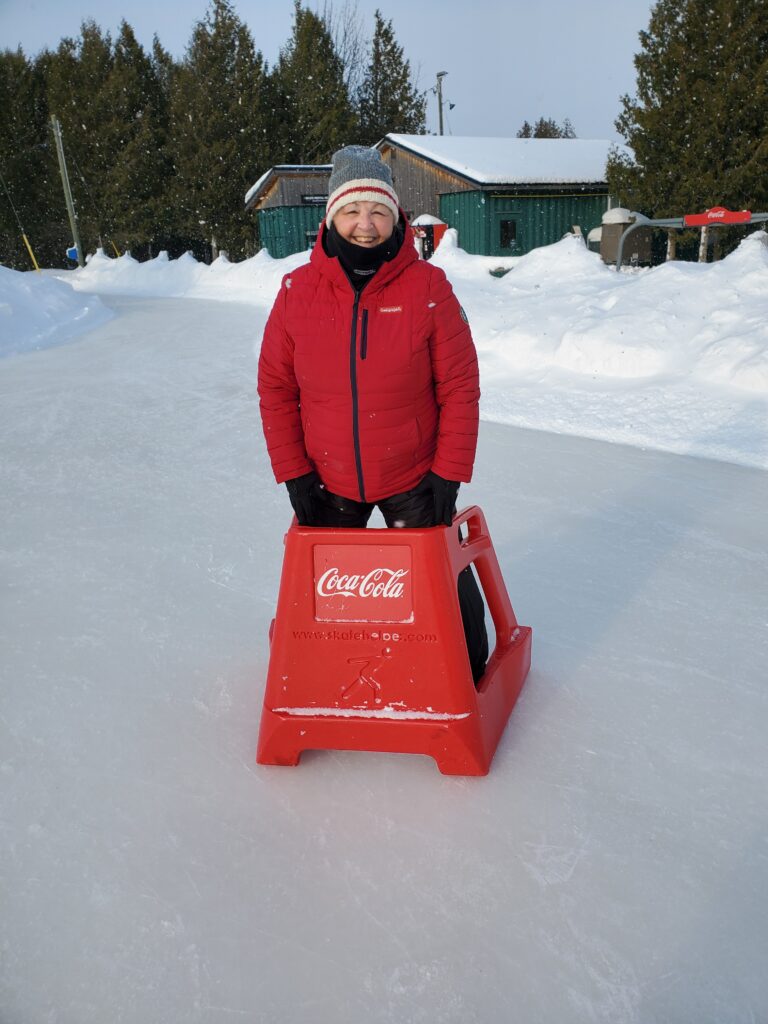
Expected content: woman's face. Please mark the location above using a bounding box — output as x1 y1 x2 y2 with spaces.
333 201 396 247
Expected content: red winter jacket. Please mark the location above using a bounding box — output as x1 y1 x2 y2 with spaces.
258 219 480 504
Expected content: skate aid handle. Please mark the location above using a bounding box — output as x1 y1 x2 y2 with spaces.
449 506 521 646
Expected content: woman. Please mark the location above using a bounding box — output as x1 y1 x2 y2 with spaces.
258 145 488 682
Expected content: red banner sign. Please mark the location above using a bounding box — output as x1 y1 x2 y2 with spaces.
313 544 413 624
684 206 752 227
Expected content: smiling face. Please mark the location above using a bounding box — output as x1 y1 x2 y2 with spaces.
332 200 396 247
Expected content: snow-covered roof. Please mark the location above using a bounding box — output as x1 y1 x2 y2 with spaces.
381 135 631 186
244 164 332 208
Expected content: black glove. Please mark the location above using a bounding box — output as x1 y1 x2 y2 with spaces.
426 471 460 527
285 471 320 525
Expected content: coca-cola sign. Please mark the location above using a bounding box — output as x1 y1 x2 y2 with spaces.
317 566 408 599
684 206 752 227
313 543 413 623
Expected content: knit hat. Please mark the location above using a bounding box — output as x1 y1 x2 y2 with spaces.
325 145 399 228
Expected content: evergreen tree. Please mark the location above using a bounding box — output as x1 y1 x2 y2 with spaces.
270 1 356 163
516 116 576 138
148 37 178 248
357 9 425 144
169 0 269 258
608 0 768 220
533 117 563 138
99 22 171 254
0 47 58 268
44 21 115 255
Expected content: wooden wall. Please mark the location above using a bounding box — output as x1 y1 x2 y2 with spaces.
379 144 472 219
259 173 330 210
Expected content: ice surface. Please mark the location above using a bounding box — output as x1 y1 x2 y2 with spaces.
1 295 767 1023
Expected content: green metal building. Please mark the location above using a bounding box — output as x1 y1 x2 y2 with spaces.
377 135 630 257
437 189 608 257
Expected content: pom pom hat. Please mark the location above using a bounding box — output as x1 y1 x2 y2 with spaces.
325 145 400 228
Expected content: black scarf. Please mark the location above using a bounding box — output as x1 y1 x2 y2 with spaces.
324 221 404 291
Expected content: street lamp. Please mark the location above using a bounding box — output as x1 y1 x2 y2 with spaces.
436 71 448 136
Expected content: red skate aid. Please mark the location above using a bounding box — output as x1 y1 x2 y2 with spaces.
256 506 531 775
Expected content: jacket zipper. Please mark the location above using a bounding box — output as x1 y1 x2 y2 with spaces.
349 293 366 501
360 309 369 360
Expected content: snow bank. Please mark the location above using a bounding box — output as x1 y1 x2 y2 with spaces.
68 246 310 306
437 230 768 394
0 264 112 358
4 229 768 469
434 231 768 468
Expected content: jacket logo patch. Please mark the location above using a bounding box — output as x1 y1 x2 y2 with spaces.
378 306 403 313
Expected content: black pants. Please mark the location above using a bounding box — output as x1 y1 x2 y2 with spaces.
312 477 489 684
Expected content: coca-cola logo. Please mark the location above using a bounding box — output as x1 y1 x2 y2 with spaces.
316 567 409 599
313 543 413 623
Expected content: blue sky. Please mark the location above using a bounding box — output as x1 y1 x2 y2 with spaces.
0 0 654 140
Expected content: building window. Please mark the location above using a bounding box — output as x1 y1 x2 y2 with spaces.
500 219 517 249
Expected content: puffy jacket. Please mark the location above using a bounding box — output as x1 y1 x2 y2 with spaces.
258 218 480 504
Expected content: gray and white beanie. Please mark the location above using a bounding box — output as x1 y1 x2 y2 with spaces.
325 145 400 228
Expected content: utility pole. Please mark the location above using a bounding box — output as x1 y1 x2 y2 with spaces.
436 71 448 136
50 114 84 268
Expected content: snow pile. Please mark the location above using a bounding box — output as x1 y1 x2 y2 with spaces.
431 230 768 467
0 264 112 358
5 228 768 468
68 246 309 306
436 229 768 391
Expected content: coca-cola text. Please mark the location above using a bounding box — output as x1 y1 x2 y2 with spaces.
316 567 409 599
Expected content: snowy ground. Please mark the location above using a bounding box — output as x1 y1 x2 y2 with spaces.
2 293 767 1023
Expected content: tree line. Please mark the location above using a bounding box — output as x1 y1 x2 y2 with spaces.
2 0 767 270
0 0 425 268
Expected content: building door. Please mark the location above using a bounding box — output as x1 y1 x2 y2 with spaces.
491 209 522 257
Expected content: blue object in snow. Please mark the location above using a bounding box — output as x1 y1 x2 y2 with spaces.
66 246 78 261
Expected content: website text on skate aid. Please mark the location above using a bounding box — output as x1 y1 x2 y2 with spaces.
292 628 437 643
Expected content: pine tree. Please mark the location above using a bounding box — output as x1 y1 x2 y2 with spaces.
0 47 59 268
148 37 178 247
357 9 425 144
169 0 269 258
98 22 171 254
270 1 356 163
608 0 768 220
515 117 576 138
44 21 115 255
